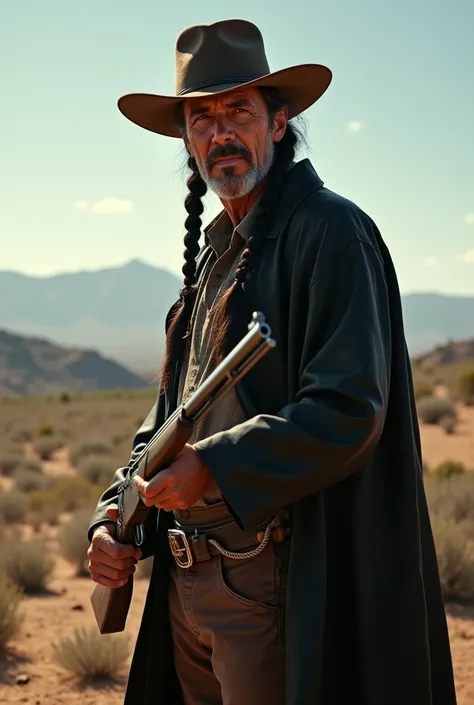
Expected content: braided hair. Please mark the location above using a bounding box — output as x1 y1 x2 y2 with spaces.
159 87 304 390
159 155 207 389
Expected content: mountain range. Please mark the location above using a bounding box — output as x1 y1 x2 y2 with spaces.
1 260 474 373
0 329 148 396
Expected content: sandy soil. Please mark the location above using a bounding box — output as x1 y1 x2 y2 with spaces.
0 403 473 704
0 555 473 705
419 403 474 470
0 553 149 705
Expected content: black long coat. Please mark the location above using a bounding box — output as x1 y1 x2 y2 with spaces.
88 159 457 705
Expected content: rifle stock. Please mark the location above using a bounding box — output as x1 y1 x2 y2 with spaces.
90 311 276 634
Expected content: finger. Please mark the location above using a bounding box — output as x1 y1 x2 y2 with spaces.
154 497 190 512
89 545 138 571
89 560 136 582
90 572 129 589
92 534 141 560
106 506 118 520
134 471 171 499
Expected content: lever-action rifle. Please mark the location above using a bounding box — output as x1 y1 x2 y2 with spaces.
90 311 276 634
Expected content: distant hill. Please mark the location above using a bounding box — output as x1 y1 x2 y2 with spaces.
0 259 181 372
413 338 474 368
0 329 149 397
401 292 474 355
1 262 473 371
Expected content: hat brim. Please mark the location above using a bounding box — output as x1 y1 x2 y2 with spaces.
117 64 332 138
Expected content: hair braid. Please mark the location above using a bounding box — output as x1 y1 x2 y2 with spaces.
159 156 207 389
210 121 298 361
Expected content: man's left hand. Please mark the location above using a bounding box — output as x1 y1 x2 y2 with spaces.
133 444 215 511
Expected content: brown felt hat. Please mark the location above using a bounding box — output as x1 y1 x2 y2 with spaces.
117 19 333 138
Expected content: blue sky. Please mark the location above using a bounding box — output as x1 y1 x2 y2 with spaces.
2 0 473 294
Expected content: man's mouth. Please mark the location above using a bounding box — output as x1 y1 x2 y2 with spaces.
213 156 244 167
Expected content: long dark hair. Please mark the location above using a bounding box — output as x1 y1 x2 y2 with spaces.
159 87 306 391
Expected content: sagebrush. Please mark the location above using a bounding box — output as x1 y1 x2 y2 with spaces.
59 508 95 576
0 491 28 524
0 573 23 651
52 626 130 679
0 538 55 593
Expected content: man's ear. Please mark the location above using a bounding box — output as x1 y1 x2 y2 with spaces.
272 107 289 144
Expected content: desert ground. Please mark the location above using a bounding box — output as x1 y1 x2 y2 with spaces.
0 389 473 704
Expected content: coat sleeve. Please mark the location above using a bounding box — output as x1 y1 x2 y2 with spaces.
193 238 392 530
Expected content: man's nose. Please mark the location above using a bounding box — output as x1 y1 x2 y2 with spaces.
211 117 235 145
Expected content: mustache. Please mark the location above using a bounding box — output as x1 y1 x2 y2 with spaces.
206 144 251 170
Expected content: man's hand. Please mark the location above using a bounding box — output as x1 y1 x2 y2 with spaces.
133 444 215 511
87 506 142 589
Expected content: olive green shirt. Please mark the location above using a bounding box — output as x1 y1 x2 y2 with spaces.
176 203 259 505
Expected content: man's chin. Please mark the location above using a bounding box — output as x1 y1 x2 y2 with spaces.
205 173 260 200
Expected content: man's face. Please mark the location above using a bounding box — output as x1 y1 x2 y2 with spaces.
182 87 287 199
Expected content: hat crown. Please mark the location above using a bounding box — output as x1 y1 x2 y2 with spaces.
175 19 271 96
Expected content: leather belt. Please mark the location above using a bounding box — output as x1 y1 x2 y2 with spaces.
167 512 290 569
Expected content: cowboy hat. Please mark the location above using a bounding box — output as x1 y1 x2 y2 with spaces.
117 19 332 138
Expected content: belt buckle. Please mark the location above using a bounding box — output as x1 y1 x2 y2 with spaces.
168 529 193 568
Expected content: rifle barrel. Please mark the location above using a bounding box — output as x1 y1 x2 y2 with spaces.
182 311 275 420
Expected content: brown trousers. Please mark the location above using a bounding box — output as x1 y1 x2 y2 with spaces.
168 505 289 705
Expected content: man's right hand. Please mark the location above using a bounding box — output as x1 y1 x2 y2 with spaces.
87 506 142 589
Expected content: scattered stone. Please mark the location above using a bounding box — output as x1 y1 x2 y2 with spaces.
71 603 84 611
16 674 30 685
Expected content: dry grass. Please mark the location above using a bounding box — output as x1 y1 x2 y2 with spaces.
425 472 474 601
0 385 472 702
51 626 130 680
0 572 24 652
59 509 96 577
0 538 55 593
0 490 28 524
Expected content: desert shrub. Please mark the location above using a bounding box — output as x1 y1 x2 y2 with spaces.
439 415 456 434
33 436 62 460
59 392 71 403
37 423 54 437
69 438 114 469
426 473 474 601
28 490 60 525
50 475 99 513
77 456 113 486
425 473 474 524
59 509 94 576
0 491 28 524
0 539 54 593
431 460 465 481
0 573 24 652
456 367 474 405
417 396 457 425
430 516 474 601
13 468 49 493
11 459 43 475
0 454 24 477
413 376 434 401
52 626 130 679
9 427 33 443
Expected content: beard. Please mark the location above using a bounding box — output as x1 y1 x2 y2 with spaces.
201 136 274 199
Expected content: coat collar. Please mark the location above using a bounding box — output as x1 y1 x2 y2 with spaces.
202 158 324 243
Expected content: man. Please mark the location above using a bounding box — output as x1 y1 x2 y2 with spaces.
87 18 457 705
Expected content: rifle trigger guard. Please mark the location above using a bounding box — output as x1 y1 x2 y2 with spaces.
134 523 145 547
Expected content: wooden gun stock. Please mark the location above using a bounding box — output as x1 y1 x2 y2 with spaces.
91 412 193 634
